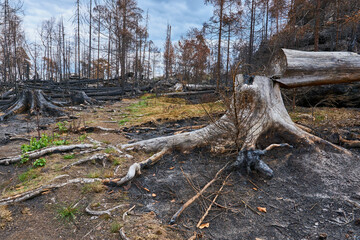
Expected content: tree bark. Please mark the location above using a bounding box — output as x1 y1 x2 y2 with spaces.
268 48 360 88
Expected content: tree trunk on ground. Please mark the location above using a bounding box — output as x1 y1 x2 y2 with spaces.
0 90 65 121
268 48 360 88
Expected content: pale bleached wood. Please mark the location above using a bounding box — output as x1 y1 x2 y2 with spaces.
269 48 360 88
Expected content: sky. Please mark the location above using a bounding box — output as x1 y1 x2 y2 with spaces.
22 0 214 49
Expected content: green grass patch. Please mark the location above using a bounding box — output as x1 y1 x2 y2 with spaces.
110 221 123 233
18 168 40 182
118 118 129 125
63 154 75 160
33 158 46 168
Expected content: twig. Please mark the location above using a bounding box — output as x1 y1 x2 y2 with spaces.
61 153 109 170
122 205 136 221
0 144 94 165
188 232 197 240
169 162 229 225
85 203 128 216
247 178 270 197
241 200 261 216
119 228 130 240
196 173 231 228
81 220 104 239
0 177 102 205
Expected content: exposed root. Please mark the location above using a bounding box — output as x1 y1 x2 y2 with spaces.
339 136 360 148
85 203 128 216
0 177 102 205
169 162 229 225
0 144 94 165
61 153 109 170
105 148 170 187
0 89 65 121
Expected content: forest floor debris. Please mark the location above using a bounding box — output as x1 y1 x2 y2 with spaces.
0 95 359 239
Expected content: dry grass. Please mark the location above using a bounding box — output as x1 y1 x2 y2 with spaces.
289 107 360 128
118 95 225 126
0 206 12 228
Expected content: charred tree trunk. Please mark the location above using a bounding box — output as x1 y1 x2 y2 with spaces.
0 90 65 121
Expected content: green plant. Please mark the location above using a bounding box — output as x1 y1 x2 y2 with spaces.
20 154 29 164
63 154 75 160
79 134 87 142
118 118 129 125
21 134 67 155
110 222 122 233
112 158 123 166
18 169 39 182
56 121 68 133
33 158 46 168
57 203 78 222
53 139 68 146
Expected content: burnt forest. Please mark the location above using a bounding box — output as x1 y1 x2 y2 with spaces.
0 0 360 239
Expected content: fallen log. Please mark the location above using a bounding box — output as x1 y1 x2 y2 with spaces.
0 144 93 165
269 48 360 88
0 176 102 205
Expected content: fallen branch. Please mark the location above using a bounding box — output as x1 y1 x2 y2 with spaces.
0 144 94 165
196 173 232 228
105 147 170 187
169 162 229 225
122 205 136 221
85 203 128 216
78 126 121 134
0 177 102 205
119 228 130 240
61 153 109 170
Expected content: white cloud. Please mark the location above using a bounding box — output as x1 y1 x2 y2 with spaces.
22 0 213 50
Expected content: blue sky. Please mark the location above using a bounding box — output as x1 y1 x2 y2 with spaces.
22 0 214 49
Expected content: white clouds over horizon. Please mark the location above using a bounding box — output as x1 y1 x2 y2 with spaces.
22 0 213 50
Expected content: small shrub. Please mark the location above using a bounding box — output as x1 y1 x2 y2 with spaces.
57 203 78 222
56 121 68 133
33 158 46 168
110 222 122 233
